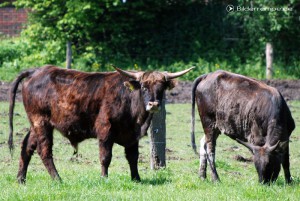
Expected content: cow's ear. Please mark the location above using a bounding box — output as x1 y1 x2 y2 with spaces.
124 81 141 91
166 80 177 90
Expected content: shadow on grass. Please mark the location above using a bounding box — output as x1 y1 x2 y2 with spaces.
270 176 300 187
140 167 173 186
141 177 172 186
284 176 300 186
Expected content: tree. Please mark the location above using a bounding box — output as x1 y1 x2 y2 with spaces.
14 0 199 70
12 0 300 77
227 0 300 67
15 0 122 68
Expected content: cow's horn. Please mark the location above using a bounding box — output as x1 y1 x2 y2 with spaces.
236 138 259 154
265 140 280 152
112 65 143 80
164 66 195 80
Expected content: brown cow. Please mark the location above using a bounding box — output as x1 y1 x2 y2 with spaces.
9 65 193 183
191 70 295 184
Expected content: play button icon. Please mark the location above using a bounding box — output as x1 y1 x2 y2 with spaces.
226 5 234 12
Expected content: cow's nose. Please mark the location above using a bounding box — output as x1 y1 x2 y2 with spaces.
146 101 160 112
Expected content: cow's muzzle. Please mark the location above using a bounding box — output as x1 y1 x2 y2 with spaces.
146 101 160 113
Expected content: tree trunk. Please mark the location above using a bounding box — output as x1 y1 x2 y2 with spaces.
150 93 166 170
266 42 273 79
66 41 72 69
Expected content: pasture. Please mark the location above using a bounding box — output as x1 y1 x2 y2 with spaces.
0 102 300 200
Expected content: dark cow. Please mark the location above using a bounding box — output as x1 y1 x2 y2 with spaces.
191 70 295 184
9 65 193 183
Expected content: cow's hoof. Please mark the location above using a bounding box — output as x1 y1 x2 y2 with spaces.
199 172 206 180
132 176 141 182
17 177 26 185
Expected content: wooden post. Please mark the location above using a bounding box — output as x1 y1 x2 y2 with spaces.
266 42 273 79
150 93 166 170
66 41 72 69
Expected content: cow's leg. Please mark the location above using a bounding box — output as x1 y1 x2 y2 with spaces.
34 122 61 181
96 115 114 178
282 145 292 184
99 139 113 178
199 135 207 180
204 128 220 182
17 129 37 184
125 142 140 181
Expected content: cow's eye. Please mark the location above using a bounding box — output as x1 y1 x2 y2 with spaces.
141 86 148 91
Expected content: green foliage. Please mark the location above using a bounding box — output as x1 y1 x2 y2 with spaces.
0 38 24 67
15 0 116 42
0 38 66 81
1 102 300 200
228 0 300 68
0 0 299 81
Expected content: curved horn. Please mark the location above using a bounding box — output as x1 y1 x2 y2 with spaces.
164 66 195 80
236 138 260 154
265 140 280 152
112 65 143 80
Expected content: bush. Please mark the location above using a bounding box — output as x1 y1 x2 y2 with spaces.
1 36 299 82
0 38 23 66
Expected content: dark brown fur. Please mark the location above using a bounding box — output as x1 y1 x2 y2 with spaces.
191 70 295 184
9 65 191 183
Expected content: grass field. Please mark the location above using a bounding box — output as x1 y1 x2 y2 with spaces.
0 102 300 201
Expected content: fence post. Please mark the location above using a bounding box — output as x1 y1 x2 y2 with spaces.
149 93 166 169
66 41 72 69
266 42 273 79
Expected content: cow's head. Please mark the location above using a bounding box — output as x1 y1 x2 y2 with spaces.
237 139 286 184
113 66 194 113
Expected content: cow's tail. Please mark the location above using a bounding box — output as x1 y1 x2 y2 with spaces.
191 74 207 155
9 68 36 155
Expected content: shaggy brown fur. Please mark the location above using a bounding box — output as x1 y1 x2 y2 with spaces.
9 65 192 183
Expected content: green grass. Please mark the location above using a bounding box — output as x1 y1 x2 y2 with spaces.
1 102 300 201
